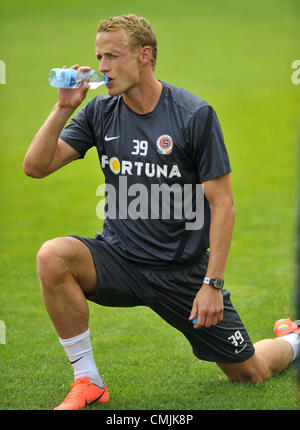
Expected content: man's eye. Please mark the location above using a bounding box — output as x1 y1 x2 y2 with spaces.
97 54 117 61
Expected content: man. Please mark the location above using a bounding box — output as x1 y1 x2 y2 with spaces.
24 14 299 410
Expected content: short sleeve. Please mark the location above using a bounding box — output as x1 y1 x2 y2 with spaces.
189 105 231 182
59 99 97 159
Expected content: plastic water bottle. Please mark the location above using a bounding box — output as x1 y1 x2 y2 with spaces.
48 68 109 89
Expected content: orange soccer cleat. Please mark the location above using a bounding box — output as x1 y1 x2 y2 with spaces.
54 376 110 410
273 318 300 338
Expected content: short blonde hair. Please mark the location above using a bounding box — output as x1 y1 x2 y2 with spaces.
97 14 157 69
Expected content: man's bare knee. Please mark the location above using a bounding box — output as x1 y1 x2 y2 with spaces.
37 236 97 296
37 237 73 288
227 371 268 384
217 355 272 384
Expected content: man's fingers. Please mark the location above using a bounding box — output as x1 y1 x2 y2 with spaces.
189 301 197 321
211 313 219 327
78 66 91 72
190 288 224 329
193 309 223 329
194 311 205 329
81 83 90 94
202 311 216 328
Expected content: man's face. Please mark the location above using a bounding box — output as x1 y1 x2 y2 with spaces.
95 29 140 96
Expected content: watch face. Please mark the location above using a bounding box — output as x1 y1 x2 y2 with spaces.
213 279 224 289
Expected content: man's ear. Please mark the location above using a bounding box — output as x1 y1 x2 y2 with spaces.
139 46 153 66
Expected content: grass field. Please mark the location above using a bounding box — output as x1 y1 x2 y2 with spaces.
0 0 300 411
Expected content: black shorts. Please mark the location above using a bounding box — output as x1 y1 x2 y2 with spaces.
70 234 255 363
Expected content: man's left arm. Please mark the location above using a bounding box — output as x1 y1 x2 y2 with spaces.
189 173 235 329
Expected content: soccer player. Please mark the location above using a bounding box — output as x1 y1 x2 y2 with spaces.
24 14 300 410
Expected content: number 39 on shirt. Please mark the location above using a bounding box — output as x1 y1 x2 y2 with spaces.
131 139 148 156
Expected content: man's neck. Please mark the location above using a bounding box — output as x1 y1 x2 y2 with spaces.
122 78 163 115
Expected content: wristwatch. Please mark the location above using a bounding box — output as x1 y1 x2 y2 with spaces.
203 277 224 290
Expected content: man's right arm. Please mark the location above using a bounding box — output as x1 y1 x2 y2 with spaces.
24 65 91 178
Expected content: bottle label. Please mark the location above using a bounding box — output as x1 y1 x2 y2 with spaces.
68 69 77 88
50 68 77 88
49 68 105 89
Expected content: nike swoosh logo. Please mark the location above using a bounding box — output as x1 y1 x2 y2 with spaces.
104 135 119 141
235 344 247 354
70 356 83 364
85 385 107 407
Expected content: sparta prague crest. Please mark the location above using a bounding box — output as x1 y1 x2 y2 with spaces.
156 135 173 155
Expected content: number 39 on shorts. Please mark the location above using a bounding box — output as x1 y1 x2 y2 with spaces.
227 330 245 347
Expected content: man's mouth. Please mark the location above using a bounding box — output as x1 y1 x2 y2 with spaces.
106 76 114 85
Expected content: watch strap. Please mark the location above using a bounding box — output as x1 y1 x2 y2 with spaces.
203 277 224 289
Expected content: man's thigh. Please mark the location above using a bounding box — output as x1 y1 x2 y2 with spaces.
63 237 256 366
69 235 151 308
139 259 255 364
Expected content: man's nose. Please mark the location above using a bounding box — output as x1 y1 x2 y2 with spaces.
99 58 109 74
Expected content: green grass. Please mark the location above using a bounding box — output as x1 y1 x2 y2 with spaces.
0 0 300 410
